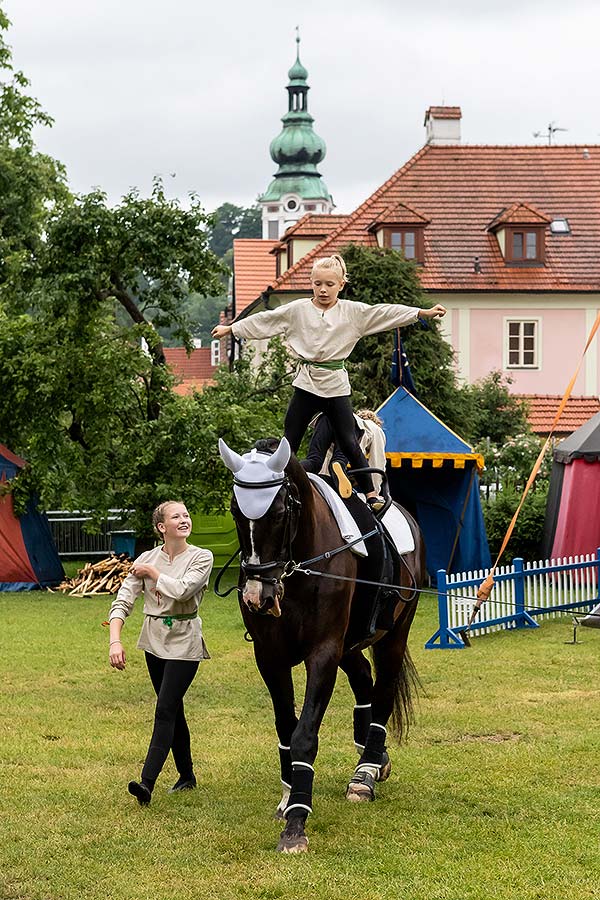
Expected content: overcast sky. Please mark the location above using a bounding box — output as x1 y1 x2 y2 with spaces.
4 0 600 215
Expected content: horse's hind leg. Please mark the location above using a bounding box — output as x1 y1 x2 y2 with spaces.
347 605 418 802
254 655 298 821
339 648 392 788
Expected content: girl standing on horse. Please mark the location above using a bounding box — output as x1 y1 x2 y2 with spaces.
212 253 445 510
108 501 213 805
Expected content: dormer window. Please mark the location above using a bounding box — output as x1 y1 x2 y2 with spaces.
487 203 550 268
505 227 545 264
369 202 430 265
385 229 422 262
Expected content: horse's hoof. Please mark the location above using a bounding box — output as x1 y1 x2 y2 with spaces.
274 807 286 821
346 770 376 802
277 833 309 853
377 751 392 782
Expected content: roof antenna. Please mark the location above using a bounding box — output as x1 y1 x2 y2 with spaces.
533 121 568 145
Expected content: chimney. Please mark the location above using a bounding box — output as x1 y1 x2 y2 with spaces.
424 106 462 145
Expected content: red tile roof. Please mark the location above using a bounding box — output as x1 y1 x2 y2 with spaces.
425 106 462 121
275 214 350 246
263 144 600 295
233 239 278 314
369 202 430 227
518 394 600 436
164 347 217 394
487 202 551 230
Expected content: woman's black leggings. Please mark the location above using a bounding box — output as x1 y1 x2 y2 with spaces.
141 653 199 784
284 388 374 495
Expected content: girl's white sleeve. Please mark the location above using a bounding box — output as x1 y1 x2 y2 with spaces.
108 571 143 621
230 305 291 342
353 302 419 337
155 550 214 604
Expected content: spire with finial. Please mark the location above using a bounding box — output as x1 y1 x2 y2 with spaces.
259 29 334 239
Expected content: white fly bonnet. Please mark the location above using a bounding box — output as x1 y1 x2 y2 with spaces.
218 437 291 520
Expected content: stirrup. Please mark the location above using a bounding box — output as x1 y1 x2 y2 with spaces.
331 461 353 499
367 495 386 513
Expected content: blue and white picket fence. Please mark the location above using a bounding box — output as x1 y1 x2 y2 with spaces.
425 549 600 649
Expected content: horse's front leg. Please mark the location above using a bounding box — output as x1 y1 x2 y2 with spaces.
254 651 298 821
278 644 340 854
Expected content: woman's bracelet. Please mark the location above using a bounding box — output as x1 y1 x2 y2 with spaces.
109 640 122 646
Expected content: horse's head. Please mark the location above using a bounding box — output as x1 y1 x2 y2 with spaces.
219 436 300 617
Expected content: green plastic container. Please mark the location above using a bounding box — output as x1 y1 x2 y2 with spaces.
189 511 239 569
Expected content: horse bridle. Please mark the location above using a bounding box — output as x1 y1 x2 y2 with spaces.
234 475 302 587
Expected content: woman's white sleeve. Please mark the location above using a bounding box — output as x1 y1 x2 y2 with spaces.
354 302 419 337
230 305 290 342
108 572 143 621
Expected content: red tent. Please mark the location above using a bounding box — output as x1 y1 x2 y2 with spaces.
0 444 64 590
542 413 600 560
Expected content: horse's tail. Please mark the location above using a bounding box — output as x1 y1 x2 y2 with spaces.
371 641 421 743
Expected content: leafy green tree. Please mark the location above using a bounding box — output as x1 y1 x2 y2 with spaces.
209 202 262 258
0 8 67 304
160 293 227 348
341 244 471 435
464 371 530 445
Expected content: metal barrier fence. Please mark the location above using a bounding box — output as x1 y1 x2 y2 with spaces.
46 510 129 558
425 550 600 649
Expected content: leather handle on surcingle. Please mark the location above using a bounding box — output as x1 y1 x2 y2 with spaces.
472 309 600 623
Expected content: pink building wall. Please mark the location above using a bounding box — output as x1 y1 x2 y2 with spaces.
468 307 592 394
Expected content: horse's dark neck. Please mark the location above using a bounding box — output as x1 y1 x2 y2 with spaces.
286 455 318 557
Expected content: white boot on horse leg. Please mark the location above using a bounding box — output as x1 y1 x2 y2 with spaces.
274 786 290 821
346 764 378 802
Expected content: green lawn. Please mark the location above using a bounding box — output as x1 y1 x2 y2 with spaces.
1 577 600 900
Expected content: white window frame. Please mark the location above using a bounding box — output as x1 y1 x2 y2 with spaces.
504 317 541 369
210 339 221 368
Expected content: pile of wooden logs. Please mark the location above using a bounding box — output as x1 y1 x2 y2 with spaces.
53 554 133 596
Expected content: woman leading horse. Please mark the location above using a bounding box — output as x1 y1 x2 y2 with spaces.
219 436 426 853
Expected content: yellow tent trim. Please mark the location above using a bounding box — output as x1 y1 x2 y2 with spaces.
386 452 485 472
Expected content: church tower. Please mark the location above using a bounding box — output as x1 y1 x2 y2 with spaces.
260 31 335 240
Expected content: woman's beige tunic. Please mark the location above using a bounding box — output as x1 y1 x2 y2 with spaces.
108 545 213 661
230 297 419 397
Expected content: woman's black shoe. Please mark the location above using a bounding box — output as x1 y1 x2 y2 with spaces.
168 775 197 793
128 781 152 805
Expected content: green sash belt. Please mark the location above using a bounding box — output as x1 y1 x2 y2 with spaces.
298 358 346 371
147 612 197 629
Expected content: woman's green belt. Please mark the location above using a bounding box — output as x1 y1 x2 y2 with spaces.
146 612 197 629
298 358 346 370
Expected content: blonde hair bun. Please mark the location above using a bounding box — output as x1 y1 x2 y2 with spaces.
311 253 349 282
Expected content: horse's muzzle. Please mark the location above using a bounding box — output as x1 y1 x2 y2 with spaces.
242 578 284 617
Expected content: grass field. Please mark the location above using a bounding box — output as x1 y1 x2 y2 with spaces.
1 575 600 900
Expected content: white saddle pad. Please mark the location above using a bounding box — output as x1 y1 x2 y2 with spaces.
380 503 415 555
355 493 415 555
307 474 368 557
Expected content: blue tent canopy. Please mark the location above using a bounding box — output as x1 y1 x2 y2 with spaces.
377 388 491 580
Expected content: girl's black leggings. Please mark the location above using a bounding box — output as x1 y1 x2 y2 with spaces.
284 388 374 495
141 652 199 784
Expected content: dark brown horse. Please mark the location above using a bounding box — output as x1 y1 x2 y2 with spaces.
218 436 425 853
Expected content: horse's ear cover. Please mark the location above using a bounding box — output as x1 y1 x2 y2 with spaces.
219 437 290 520
265 437 291 472
218 438 245 473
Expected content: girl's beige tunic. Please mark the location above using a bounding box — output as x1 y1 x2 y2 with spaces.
230 297 419 397
108 545 213 661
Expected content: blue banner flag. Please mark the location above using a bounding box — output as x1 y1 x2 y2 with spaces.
390 329 417 396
